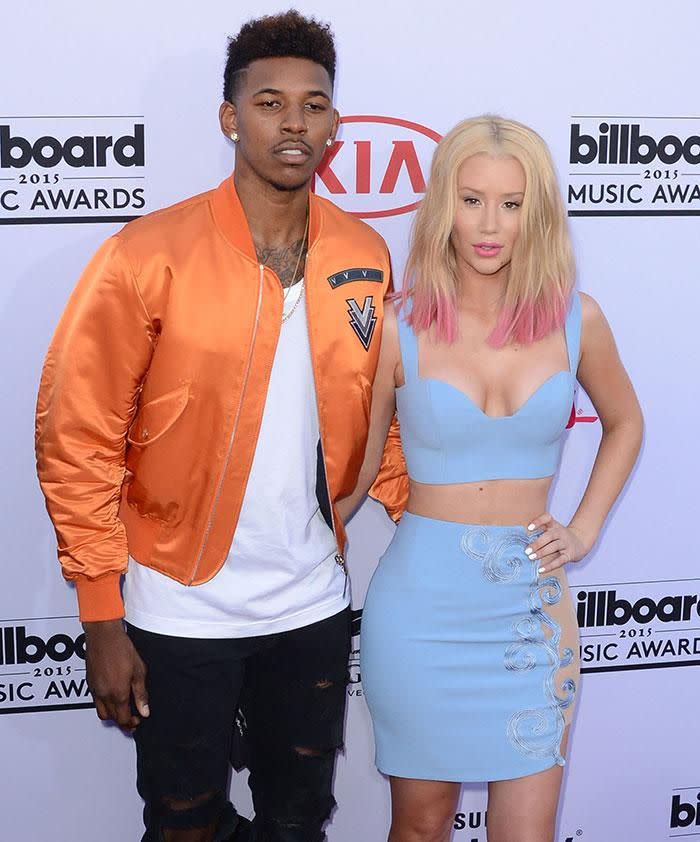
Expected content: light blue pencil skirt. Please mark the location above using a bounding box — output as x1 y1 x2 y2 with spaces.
361 512 579 782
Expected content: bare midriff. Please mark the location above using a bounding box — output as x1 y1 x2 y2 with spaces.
406 476 555 527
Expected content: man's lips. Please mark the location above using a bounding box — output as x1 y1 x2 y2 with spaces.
274 143 312 163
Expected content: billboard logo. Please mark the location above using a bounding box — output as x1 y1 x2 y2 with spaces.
0 617 92 714
0 124 144 169
578 579 700 673
670 791 700 829
567 115 700 217
0 115 147 224
570 123 700 166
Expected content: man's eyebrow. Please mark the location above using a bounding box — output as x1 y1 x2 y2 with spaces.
253 87 331 101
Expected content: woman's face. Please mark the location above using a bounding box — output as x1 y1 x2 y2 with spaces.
451 153 526 281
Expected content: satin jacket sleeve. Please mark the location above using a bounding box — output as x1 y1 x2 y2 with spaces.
368 412 409 523
35 235 155 621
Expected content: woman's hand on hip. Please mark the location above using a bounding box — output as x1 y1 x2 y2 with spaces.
524 512 590 574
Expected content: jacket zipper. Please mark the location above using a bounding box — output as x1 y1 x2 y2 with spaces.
189 263 265 584
304 255 347 587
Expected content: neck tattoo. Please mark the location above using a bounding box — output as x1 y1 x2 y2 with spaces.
255 236 308 289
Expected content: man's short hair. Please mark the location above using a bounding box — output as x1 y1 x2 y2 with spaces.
223 9 336 102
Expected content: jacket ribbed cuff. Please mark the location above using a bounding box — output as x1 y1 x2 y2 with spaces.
74 573 125 622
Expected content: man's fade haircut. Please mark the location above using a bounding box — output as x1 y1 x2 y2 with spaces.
223 9 336 103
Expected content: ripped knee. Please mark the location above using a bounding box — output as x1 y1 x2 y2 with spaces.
162 791 216 813
158 789 225 832
257 816 328 842
294 745 321 757
293 744 338 758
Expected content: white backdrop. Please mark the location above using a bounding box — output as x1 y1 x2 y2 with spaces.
2 2 699 840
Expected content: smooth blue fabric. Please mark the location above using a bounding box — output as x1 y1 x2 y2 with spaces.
395 294 581 483
361 514 577 782
362 298 583 782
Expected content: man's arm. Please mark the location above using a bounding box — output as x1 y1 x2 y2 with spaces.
35 234 156 728
336 303 401 523
36 235 155 620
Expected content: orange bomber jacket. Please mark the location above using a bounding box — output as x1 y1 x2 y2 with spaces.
35 176 399 622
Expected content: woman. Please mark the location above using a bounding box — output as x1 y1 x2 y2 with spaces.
338 116 643 842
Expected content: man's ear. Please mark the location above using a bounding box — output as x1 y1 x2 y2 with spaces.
219 100 238 141
330 108 340 143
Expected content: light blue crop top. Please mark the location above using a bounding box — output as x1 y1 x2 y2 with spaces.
395 293 581 483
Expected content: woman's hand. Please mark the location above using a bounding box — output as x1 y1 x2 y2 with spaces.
524 512 591 575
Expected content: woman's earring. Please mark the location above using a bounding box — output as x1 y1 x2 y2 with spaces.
230 131 239 143
326 138 333 147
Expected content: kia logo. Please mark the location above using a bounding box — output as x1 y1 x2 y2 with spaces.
314 115 442 218
566 404 598 428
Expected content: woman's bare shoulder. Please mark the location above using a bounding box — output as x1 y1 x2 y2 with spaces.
578 290 607 330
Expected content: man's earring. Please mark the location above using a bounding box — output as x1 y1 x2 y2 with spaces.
230 131 239 143
326 138 333 147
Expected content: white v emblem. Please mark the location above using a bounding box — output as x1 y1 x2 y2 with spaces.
346 296 377 351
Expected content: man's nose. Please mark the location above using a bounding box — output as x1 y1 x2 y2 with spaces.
281 104 308 134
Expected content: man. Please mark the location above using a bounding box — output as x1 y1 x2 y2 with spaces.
35 11 391 842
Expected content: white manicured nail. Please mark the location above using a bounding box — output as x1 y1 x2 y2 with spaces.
527 523 536 531
525 548 533 556
538 566 545 574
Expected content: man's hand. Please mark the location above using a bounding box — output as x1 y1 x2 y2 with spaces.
83 619 149 731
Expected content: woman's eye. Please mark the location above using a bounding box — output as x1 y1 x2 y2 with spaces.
463 197 480 205
503 201 522 209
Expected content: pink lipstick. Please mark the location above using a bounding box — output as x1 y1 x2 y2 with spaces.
474 242 503 258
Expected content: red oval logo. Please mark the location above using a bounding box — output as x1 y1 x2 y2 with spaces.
313 115 442 218
566 404 599 428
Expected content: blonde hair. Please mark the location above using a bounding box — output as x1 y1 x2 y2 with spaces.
402 115 575 346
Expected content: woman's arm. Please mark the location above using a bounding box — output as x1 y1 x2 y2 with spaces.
336 303 402 523
568 292 644 549
528 292 644 571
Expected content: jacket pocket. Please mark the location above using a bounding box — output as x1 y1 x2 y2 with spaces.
127 384 189 446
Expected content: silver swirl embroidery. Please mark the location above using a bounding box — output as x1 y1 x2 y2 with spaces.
507 708 563 761
460 527 577 767
506 572 577 765
460 527 529 583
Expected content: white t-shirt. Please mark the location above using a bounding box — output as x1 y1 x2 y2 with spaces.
123 280 349 637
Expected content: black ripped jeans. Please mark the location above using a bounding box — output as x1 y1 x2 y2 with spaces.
127 607 351 842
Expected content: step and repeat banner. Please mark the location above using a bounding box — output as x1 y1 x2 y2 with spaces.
1 2 698 840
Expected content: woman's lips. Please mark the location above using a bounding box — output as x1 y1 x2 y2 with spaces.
473 243 503 258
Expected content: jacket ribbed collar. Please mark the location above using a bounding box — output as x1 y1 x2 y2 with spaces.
211 175 323 263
